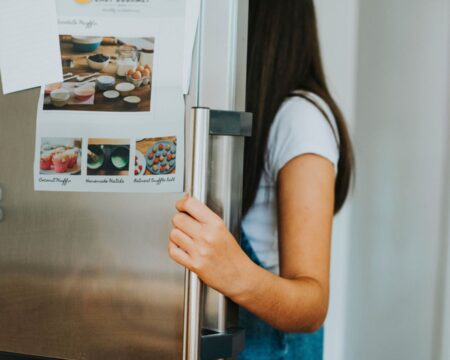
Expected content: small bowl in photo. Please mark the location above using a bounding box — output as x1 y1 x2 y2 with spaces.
72 36 103 52
45 83 62 96
111 146 130 170
96 75 116 91
115 82 135 97
74 85 95 101
87 54 110 70
124 96 141 108
87 146 105 170
50 89 70 107
103 90 120 101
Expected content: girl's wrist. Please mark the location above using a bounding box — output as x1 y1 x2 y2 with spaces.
226 255 264 305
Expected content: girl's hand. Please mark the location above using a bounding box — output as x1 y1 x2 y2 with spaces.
168 194 254 299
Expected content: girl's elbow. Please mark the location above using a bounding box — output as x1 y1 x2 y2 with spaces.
306 301 329 333
289 303 329 333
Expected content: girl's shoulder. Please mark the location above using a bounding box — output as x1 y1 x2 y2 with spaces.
265 92 340 179
274 92 337 136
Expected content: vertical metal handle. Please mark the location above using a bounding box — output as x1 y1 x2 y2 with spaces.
184 108 211 360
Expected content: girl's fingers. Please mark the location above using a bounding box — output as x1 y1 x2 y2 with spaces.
168 241 192 269
176 195 220 224
172 212 202 239
169 228 195 255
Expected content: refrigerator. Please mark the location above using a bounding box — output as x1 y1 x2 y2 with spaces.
0 1 250 359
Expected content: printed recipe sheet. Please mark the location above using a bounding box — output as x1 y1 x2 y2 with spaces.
34 0 187 193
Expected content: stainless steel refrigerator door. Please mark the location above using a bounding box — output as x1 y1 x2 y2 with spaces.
0 25 203 360
0 84 187 359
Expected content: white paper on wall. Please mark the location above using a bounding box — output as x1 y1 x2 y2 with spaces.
0 0 63 94
33 0 192 194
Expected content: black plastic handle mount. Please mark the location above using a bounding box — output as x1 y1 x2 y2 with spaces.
201 327 245 360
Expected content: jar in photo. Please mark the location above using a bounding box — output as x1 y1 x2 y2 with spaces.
139 48 154 67
116 45 138 77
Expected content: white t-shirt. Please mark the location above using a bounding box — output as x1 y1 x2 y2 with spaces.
241 91 340 274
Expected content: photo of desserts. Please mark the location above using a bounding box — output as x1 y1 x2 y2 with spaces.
39 138 82 175
43 35 154 112
135 137 177 176
87 139 130 176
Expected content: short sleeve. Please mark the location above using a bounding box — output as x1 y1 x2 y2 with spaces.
266 96 340 181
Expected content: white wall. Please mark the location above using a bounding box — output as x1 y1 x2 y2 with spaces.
345 1 450 359
316 1 450 359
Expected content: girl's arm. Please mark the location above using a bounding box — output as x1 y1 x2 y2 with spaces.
168 154 335 332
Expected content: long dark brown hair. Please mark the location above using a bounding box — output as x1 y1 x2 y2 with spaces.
243 0 354 215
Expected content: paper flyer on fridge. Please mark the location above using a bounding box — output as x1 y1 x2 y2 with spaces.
34 0 191 193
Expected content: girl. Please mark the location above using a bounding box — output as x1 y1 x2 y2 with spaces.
168 0 354 358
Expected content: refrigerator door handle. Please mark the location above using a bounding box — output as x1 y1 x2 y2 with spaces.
183 108 252 360
184 107 211 360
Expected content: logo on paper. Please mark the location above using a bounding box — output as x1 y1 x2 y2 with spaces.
74 0 92 4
